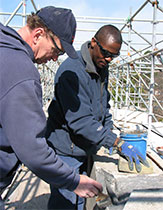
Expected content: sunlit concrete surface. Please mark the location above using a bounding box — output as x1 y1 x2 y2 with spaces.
2 166 50 210
123 189 163 210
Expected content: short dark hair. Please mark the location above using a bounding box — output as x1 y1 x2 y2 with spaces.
95 24 122 44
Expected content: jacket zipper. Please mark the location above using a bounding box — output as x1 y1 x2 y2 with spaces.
71 142 74 154
100 81 104 121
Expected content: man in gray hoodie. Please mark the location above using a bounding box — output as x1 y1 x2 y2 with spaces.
0 6 102 210
46 24 149 209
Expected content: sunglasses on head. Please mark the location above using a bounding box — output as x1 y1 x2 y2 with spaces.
49 34 65 56
94 38 120 59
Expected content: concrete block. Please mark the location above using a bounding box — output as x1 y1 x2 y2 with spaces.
123 189 163 210
86 146 163 210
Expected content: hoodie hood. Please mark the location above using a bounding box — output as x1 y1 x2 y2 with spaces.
81 41 98 75
0 22 34 61
81 41 108 82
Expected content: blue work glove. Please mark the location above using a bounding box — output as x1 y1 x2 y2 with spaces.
109 139 149 173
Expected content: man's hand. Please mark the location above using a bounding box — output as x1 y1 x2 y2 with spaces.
110 139 149 173
74 175 103 198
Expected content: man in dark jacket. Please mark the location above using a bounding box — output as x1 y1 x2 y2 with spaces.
0 6 103 210
46 24 149 209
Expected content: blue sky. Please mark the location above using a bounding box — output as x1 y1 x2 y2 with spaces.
0 0 163 52
0 0 162 19
1 0 163 35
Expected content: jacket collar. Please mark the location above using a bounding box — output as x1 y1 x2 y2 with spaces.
81 41 98 75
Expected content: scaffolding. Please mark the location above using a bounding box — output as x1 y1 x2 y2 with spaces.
107 1 163 148
0 0 163 144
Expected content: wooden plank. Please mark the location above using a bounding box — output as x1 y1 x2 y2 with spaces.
147 149 163 171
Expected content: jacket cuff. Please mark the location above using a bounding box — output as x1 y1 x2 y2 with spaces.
67 173 80 191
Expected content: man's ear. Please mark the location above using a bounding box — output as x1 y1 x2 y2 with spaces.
32 28 45 44
90 37 96 49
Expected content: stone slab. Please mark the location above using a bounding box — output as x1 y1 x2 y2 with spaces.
123 189 163 210
86 146 163 210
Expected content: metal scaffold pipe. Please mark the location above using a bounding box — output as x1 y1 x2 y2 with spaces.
30 0 38 12
4 1 23 26
148 0 158 149
120 0 149 31
148 0 163 12
22 0 26 26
